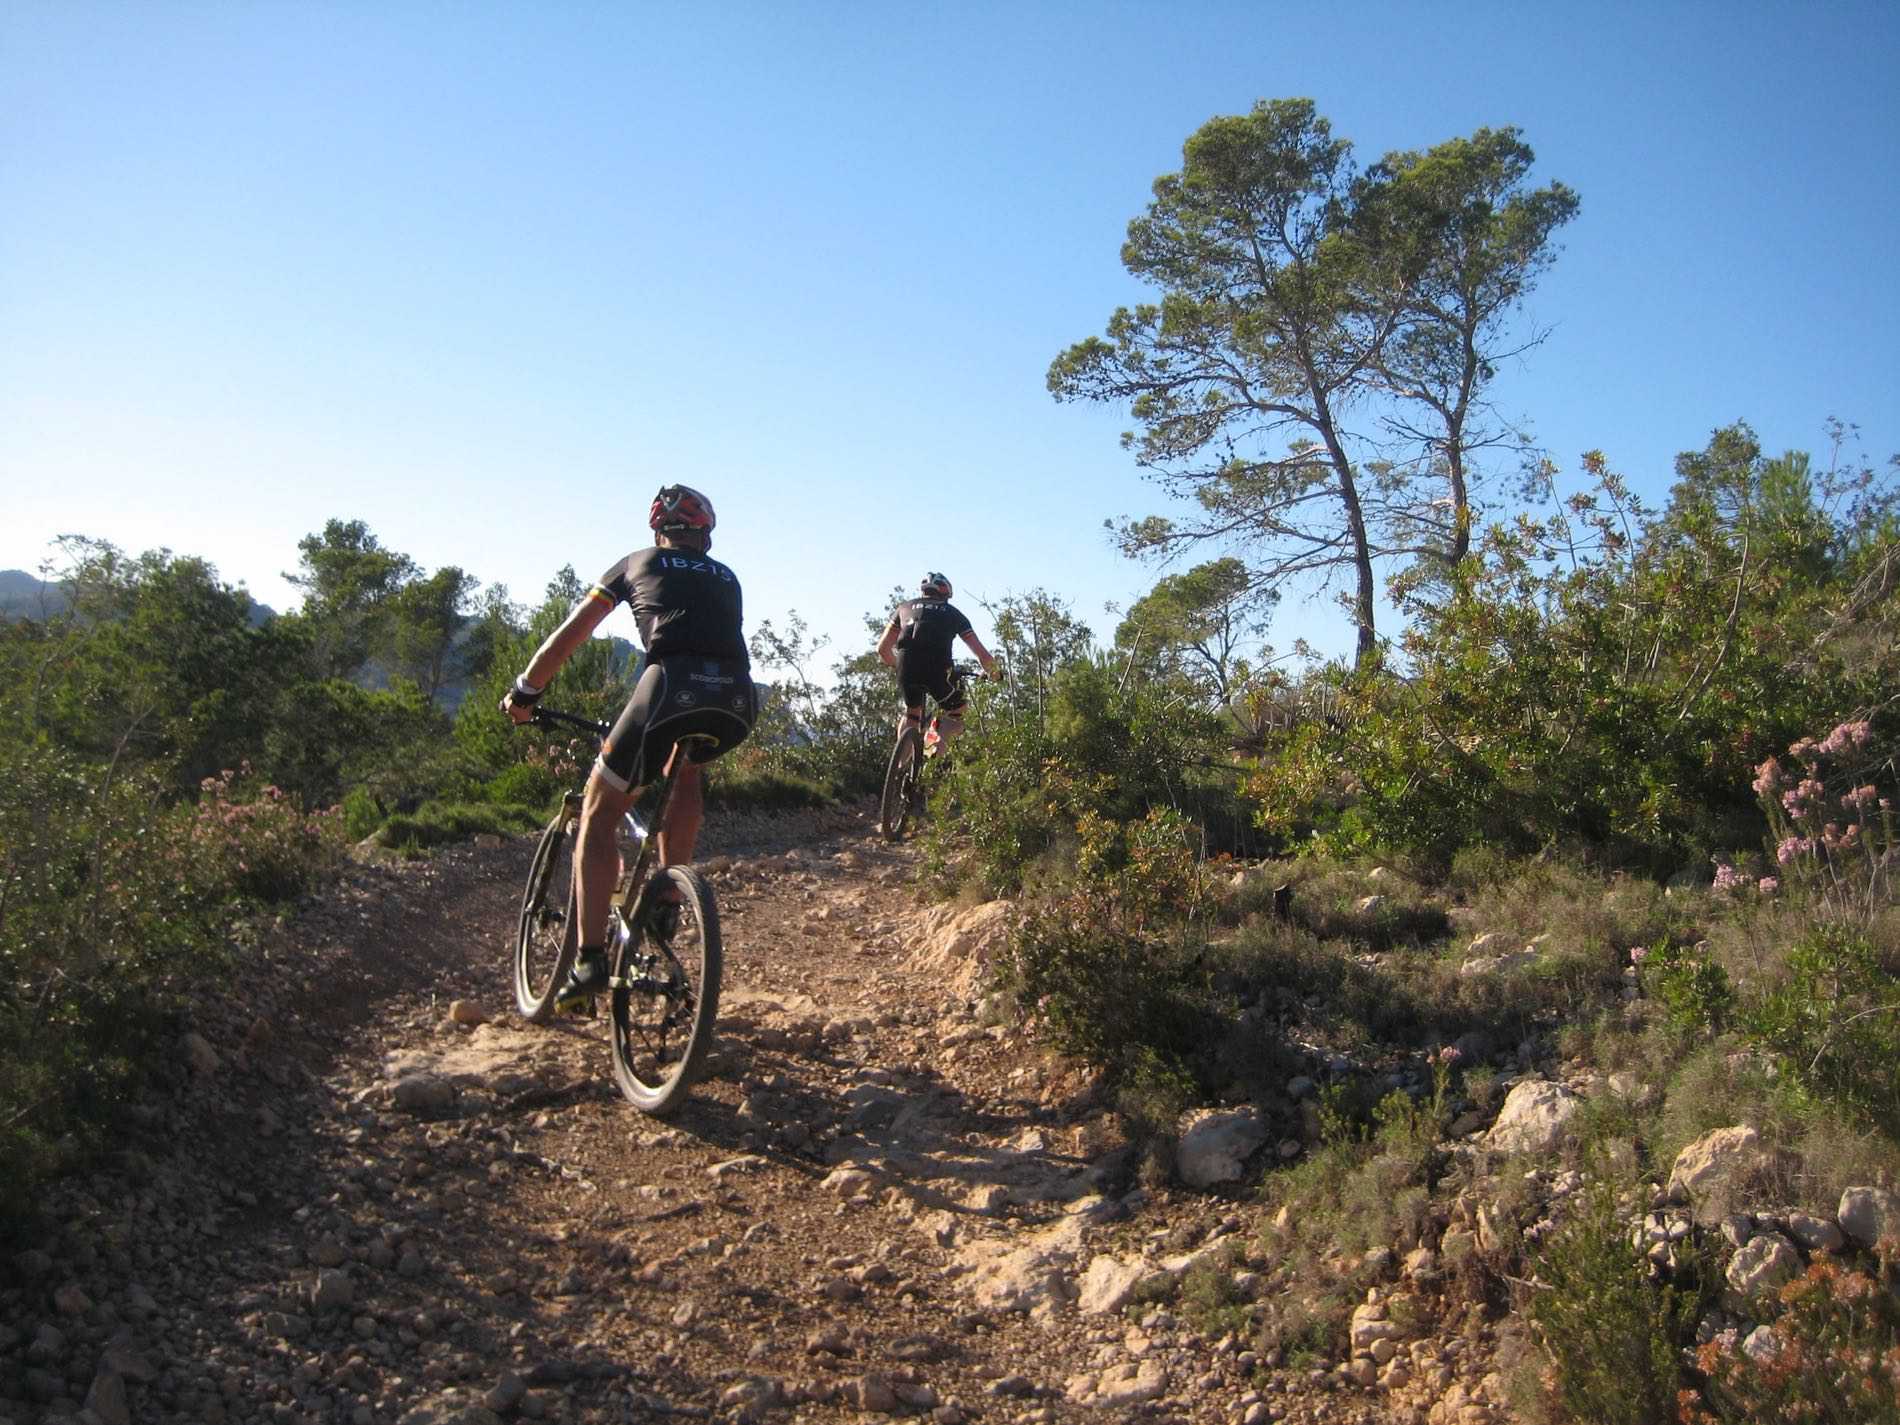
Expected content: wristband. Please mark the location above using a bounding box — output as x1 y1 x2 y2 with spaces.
511 676 544 705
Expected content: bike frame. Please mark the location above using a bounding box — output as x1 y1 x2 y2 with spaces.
529 707 712 975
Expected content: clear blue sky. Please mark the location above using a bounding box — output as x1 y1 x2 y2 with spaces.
4 2 1895 671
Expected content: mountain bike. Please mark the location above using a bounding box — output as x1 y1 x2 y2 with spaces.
513 707 722 1115
878 660 978 841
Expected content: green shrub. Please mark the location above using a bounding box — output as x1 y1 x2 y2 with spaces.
483 759 565 811
1178 1244 1251 1337
1525 1185 1708 1425
0 751 343 1232
996 887 1215 1084
375 800 542 852
341 786 382 841
1640 936 1736 1038
1741 922 1900 1135
702 765 835 812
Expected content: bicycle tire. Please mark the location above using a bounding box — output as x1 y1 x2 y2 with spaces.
609 865 721 1115
515 813 578 1023
879 726 923 840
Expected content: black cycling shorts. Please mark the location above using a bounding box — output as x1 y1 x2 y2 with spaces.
596 655 755 793
893 652 967 716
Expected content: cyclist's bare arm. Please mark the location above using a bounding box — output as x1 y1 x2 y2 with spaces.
875 617 900 669
959 629 1001 680
501 595 614 722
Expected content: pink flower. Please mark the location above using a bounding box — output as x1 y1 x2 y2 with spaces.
1751 758 1784 796
1629 946 1649 965
1757 877 1779 895
1844 784 1879 809
1712 863 1745 892
1789 737 1819 762
1818 719 1873 755
1435 1046 1463 1066
1777 836 1814 865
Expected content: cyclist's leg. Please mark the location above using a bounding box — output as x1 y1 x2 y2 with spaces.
564 664 665 999
937 670 969 741
922 664 962 752
657 751 703 868
576 770 639 948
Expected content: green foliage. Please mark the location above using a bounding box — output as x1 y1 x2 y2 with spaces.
264 677 452 811
1114 557 1272 704
1525 1185 1707 1425
182 767 347 902
8 538 312 794
373 800 543 853
1741 923 1900 1135
1177 1244 1251 1338
0 744 342 1229
701 764 834 812
284 517 419 679
483 760 565 812
1256 429 1899 874
1056 101 1576 665
927 589 1262 896
735 607 889 798
996 887 1215 1085
341 787 382 842
1639 937 1736 1039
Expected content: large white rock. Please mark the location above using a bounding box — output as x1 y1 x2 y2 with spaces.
1725 1232 1801 1303
1838 1186 1900 1249
901 901 1015 997
1667 1126 1763 1223
1483 1080 1581 1155
1175 1108 1269 1188
1068 1360 1168 1408
954 1217 1086 1318
1076 1255 1151 1316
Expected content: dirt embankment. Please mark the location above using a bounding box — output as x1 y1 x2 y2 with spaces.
1 805 1464 1425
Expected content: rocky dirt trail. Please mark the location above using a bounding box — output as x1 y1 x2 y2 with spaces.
2 807 1449 1425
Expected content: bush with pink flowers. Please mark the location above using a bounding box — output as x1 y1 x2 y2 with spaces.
1750 719 1896 917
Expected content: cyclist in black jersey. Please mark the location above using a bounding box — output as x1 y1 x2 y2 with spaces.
502 484 754 1007
876 572 999 754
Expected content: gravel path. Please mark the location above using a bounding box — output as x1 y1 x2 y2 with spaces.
0 806 1445 1425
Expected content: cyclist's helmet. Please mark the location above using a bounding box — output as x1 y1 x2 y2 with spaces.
920 571 952 599
649 484 717 534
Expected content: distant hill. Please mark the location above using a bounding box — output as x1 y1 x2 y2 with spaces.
0 569 275 626
0 570 68 620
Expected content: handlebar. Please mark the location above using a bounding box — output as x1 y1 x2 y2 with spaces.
529 707 611 739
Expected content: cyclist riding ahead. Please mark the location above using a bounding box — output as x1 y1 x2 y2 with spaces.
876 572 1000 756
501 484 754 1010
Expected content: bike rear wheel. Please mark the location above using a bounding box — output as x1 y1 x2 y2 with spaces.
879 726 923 840
609 865 721 1115
515 813 578 1022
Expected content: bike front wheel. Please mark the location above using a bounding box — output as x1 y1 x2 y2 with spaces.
610 865 722 1115
515 813 578 1022
878 726 924 841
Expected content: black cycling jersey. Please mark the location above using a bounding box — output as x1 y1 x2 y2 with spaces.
591 546 748 664
887 597 972 668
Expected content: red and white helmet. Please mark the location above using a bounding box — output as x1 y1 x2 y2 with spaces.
920 571 952 598
649 484 716 533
